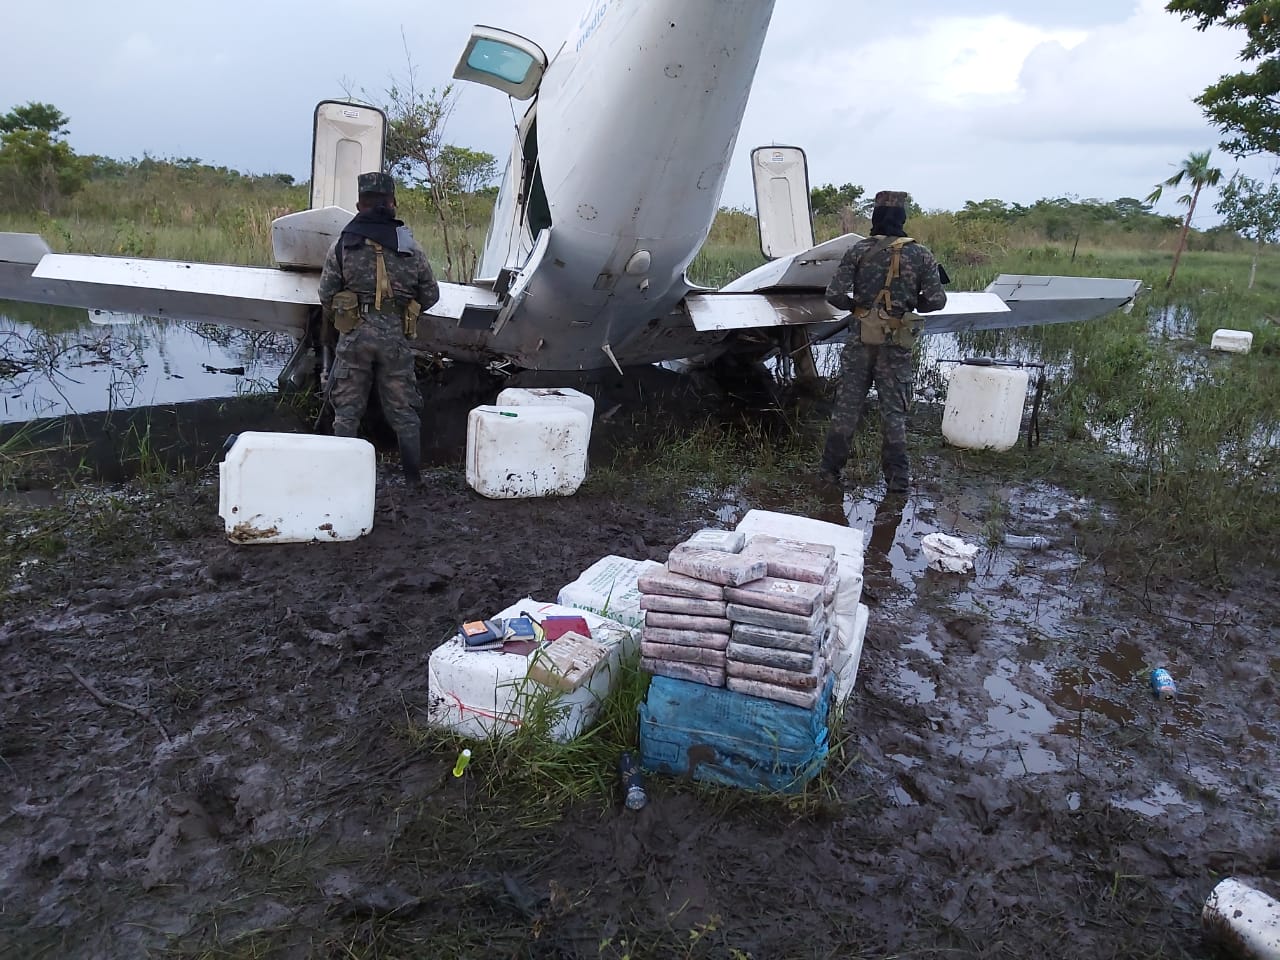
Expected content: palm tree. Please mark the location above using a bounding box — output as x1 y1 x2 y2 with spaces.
1146 149 1224 288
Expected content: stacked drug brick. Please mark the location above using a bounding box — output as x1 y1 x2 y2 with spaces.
637 529 762 688
727 535 837 708
639 528 837 708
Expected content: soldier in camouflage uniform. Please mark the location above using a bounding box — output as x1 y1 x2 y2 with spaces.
818 190 947 494
318 172 440 485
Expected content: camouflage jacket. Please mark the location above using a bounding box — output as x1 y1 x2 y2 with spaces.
825 236 947 317
317 235 441 322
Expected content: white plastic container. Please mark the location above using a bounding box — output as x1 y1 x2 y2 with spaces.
942 364 1029 452
425 599 637 741
557 555 665 630
1203 878 1280 960
495 386 596 423
1212 329 1254 355
495 387 594 472
466 405 590 499
218 432 375 544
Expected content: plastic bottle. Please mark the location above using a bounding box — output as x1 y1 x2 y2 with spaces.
619 752 647 810
452 748 472 778
1150 669 1176 701
1003 534 1049 550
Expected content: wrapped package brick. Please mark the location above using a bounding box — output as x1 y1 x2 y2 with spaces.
726 602 824 635
732 622 822 653
727 658 824 690
727 676 821 709
641 658 726 687
641 626 731 650
639 595 728 617
684 528 746 553
723 577 823 617
638 569 725 601
742 535 836 585
640 642 728 667
727 641 815 672
667 550 767 587
645 611 733 634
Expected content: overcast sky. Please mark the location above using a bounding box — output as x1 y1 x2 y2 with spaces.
3 0 1271 224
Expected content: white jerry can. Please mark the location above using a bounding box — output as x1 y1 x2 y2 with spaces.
466 405 590 499
494 386 595 471
217 432 376 544
1211 329 1254 354
942 364 1030 452
495 386 595 423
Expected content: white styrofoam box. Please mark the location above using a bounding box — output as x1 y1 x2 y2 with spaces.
942 364 1029 453
425 599 637 742
1211 329 1254 354
466 405 590 499
218 432 374 544
557 556 664 630
495 386 595 423
736 510 865 617
833 603 870 704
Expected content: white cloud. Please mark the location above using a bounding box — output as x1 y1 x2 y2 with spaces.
0 0 1269 220
974 0 1240 145
726 0 1264 215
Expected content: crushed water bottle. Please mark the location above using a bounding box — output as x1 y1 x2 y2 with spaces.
1150 669 1177 701
1003 533 1049 550
619 752 647 810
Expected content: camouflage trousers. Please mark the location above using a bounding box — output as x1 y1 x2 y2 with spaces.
821 338 913 488
327 313 422 439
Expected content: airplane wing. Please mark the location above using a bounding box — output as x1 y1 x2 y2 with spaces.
0 232 499 338
695 232 1141 336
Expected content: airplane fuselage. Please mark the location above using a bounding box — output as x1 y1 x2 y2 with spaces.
427 0 777 370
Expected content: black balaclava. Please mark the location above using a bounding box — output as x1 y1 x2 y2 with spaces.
870 205 907 237
341 194 402 252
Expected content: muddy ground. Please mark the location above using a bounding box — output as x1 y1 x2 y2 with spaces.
1 367 1277 959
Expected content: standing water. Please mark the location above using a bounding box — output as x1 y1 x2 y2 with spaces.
0 301 295 423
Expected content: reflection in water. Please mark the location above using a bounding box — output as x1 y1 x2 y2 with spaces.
1114 781 1199 818
891 664 938 705
964 658 1064 777
0 302 295 423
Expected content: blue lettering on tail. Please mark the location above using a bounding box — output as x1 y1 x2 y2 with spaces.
576 0 610 52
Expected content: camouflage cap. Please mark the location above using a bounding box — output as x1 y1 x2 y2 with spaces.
357 171 396 196
873 190 909 209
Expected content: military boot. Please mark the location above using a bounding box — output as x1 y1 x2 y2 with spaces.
883 461 910 494
882 445 910 495
398 431 423 487
817 432 850 486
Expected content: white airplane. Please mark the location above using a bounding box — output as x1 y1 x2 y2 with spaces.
0 0 1141 377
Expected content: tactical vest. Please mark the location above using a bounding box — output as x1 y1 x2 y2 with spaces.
852 236 922 349
330 239 422 338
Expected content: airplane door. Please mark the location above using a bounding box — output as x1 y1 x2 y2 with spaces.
751 146 815 260
452 26 548 101
311 102 388 211
493 228 550 335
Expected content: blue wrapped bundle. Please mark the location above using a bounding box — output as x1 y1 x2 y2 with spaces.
638 673 833 794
